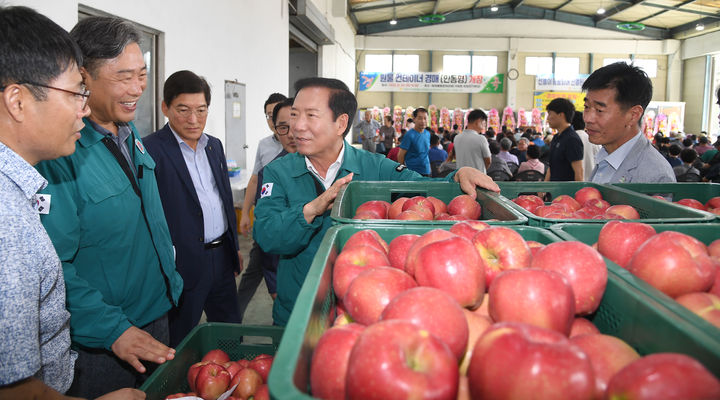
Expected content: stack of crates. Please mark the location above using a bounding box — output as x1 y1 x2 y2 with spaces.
266 180 720 399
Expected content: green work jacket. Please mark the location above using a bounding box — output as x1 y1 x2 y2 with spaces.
35 119 183 350
253 143 457 326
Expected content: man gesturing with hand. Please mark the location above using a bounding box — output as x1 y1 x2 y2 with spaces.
253 78 498 326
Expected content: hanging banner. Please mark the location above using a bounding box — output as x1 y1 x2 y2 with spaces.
533 91 586 112
359 71 504 93
535 74 589 92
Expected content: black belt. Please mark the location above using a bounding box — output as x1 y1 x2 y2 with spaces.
204 235 224 249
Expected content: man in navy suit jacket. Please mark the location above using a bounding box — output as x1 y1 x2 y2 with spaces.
144 70 241 346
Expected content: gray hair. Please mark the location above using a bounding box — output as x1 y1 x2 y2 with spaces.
518 138 529 144
500 137 512 151
70 16 141 77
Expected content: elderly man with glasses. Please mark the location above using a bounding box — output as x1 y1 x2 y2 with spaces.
144 70 243 347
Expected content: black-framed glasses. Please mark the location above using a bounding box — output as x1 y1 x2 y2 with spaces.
275 124 290 136
1 81 90 110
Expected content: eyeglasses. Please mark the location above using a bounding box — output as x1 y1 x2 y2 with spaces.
174 107 209 119
274 124 290 136
1 81 91 110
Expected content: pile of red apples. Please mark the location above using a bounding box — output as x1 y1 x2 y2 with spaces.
165 349 273 400
657 195 720 215
353 194 482 220
309 225 720 400
596 220 720 329
512 187 641 220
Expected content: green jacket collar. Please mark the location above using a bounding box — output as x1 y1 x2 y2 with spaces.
78 118 138 148
287 141 363 179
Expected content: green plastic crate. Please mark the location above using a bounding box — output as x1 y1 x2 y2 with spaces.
497 181 715 227
140 323 284 400
613 182 720 219
550 223 720 376
331 181 527 225
268 224 720 399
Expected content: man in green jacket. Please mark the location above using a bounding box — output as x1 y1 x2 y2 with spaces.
253 77 499 326
35 16 183 398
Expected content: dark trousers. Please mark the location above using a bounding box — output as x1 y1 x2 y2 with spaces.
237 241 278 322
168 242 241 347
67 315 169 399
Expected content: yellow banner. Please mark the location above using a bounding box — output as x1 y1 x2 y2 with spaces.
533 91 586 112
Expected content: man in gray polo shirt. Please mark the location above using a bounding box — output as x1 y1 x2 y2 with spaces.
454 109 491 173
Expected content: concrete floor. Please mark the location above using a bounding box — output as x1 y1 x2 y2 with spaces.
199 232 275 328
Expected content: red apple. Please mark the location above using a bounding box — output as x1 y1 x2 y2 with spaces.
310 323 364 400
343 267 417 325
355 200 390 219
597 212 625 220
605 204 640 219
572 208 598 219
403 196 436 217
534 204 567 217
676 292 720 328
675 198 707 211
708 238 720 261
253 384 269 400
584 198 611 211
706 196 720 210
397 210 425 220
426 196 448 217
489 269 575 335
380 286 469 360
187 361 211 393
346 320 458 400
449 220 489 240
236 359 250 369
343 229 389 254
526 240 545 256
248 355 273 383
388 197 409 219
353 210 382 219
597 220 657 269
459 309 493 375
512 195 544 213
569 333 640 399
710 207 720 216
201 349 230 364
552 194 581 212
628 231 716 297
531 241 607 315
575 187 603 205
222 361 242 379
448 194 482 220
467 322 594 400
447 214 466 220
435 212 452 220
196 362 231 400
569 317 600 337
387 234 420 270
413 235 485 309
710 270 720 297
470 293 490 319
230 366 262 399
404 229 457 276
333 245 390 301
472 226 531 287
606 353 720 400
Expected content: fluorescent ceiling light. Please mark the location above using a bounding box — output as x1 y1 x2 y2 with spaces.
490 4 498 12
597 7 606 15
389 19 397 25
696 23 705 31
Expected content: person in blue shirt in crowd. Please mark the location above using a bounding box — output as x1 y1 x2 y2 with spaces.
398 107 432 176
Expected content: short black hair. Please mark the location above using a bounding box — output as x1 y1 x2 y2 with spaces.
70 16 141 78
271 97 294 126
526 144 540 159
413 107 428 118
452 124 458 130
430 133 440 146
699 136 709 144
668 144 681 156
0 6 83 100
489 140 500 155
467 109 488 124
294 77 357 137
546 98 575 124
163 70 211 107
582 62 653 112
680 148 697 164
571 111 585 130
682 138 693 148
385 115 393 123
264 93 287 112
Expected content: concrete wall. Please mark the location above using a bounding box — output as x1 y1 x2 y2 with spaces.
682 56 708 135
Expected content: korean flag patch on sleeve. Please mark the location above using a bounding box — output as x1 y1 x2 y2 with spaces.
260 183 273 198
